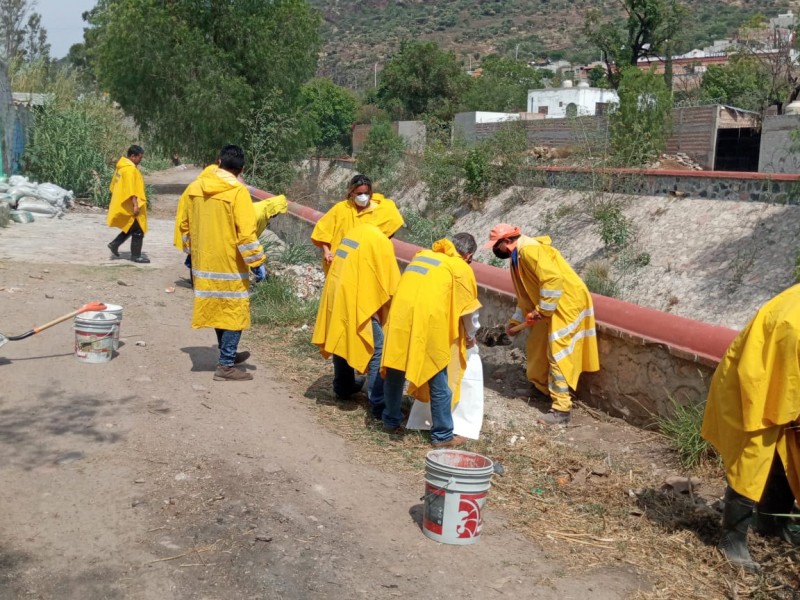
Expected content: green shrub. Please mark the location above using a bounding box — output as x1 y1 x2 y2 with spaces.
250 275 319 328
402 208 453 248
593 204 633 250
654 399 716 469
356 119 406 182
582 260 619 298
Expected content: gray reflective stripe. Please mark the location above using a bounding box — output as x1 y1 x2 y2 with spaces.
244 252 265 264
340 238 359 249
184 249 191 255
192 270 249 280
540 289 563 299
406 265 429 275
549 381 570 393
551 372 567 382
549 308 595 342
335 248 349 259
238 241 261 252
182 235 190 242
414 256 442 267
512 308 524 322
194 290 249 299
553 328 597 362
540 301 558 312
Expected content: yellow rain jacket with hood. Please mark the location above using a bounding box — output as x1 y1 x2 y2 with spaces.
381 239 481 407
312 224 401 372
311 193 404 275
107 156 147 233
174 164 218 248
179 168 265 331
702 285 800 502
510 235 599 391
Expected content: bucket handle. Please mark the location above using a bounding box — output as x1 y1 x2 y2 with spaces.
420 476 457 502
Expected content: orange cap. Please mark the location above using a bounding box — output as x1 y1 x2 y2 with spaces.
483 223 521 248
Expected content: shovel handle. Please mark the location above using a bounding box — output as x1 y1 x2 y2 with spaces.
7 302 107 340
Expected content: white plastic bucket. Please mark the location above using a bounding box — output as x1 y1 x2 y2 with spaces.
100 303 123 350
422 449 494 545
74 311 118 363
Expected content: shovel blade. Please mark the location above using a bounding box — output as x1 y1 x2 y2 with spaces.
0 334 8 348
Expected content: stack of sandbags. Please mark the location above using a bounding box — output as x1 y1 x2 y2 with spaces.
0 175 75 220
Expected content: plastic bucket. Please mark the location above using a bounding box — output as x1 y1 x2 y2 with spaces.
74 311 118 363
100 303 123 350
422 449 494 545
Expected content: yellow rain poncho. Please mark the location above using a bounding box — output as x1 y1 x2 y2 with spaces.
311 194 404 275
178 168 265 331
381 239 481 407
701 285 800 502
312 224 401 372
107 156 147 233
254 195 288 237
510 235 599 393
173 164 218 248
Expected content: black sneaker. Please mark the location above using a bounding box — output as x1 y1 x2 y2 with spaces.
538 409 571 426
107 242 120 257
131 255 151 264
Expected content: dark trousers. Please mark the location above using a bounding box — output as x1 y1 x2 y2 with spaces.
109 219 144 248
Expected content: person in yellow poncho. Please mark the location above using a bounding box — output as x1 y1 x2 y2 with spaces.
174 162 287 285
310 173 404 276
380 234 481 448
107 145 150 263
178 145 267 382
312 224 401 417
486 224 599 426
701 285 800 572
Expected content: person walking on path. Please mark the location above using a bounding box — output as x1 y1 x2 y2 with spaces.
107 145 150 263
311 173 404 276
702 285 800 572
486 224 599 426
312 223 401 414
380 233 481 448
178 144 267 381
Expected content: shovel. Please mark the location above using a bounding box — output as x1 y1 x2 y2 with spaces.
508 313 544 335
0 302 107 348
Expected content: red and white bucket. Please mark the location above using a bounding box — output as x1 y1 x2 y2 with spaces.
422 449 494 545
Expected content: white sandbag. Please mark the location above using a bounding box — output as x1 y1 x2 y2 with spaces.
37 182 74 207
9 210 34 223
0 183 9 193
405 346 485 440
17 197 62 216
9 185 38 204
8 175 30 186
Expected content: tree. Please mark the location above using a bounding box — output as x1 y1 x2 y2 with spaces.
377 40 470 121
610 67 672 165
585 0 688 89
461 55 543 112
700 55 781 113
0 0 47 62
299 78 359 156
356 119 405 182
86 0 321 163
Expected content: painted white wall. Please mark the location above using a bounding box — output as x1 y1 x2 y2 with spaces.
527 87 619 119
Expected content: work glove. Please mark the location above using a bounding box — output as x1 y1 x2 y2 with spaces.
251 264 267 283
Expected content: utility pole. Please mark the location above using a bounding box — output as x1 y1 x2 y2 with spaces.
515 44 520 60
374 62 378 88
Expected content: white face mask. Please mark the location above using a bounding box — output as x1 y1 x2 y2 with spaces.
354 193 370 207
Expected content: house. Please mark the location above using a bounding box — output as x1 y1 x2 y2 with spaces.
527 80 619 119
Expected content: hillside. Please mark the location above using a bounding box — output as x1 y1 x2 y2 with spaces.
310 0 795 90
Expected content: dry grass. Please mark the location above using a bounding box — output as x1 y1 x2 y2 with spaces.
250 325 800 600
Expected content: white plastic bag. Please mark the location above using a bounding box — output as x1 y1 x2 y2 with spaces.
405 346 485 439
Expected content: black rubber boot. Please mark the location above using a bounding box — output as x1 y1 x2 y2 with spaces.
130 235 150 263
756 454 800 546
107 231 129 257
720 486 760 572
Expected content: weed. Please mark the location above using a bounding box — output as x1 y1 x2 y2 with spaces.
593 204 633 250
793 250 800 284
583 260 619 298
250 275 319 327
654 398 716 469
279 240 316 265
401 208 453 248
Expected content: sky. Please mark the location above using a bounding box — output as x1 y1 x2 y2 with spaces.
37 0 98 59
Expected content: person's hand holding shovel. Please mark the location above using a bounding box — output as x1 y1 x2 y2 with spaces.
505 310 543 337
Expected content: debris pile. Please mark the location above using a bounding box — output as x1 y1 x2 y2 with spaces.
648 153 705 171
0 175 74 222
273 263 325 300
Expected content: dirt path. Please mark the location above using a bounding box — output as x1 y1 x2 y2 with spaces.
0 196 649 598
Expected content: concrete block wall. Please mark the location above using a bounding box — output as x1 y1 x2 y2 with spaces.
759 114 800 174
258 189 739 427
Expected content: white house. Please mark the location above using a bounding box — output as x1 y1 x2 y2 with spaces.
527 80 619 119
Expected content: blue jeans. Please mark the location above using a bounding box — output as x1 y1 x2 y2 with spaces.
383 366 453 442
332 319 385 414
215 329 242 367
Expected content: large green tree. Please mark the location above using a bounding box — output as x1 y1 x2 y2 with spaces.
377 40 470 121
86 0 320 163
460 55 543 112
585 0 688 89
299 78 359 155
699 55 782 114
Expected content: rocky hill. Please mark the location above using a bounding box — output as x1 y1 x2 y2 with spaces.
310 0 793 89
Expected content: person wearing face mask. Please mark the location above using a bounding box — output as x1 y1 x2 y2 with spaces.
485 224 599 425
311 174 405 276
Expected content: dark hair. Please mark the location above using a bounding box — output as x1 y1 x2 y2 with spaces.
451 232 477 257
219 144 245 174
127 145 144 157
347 173 372 195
